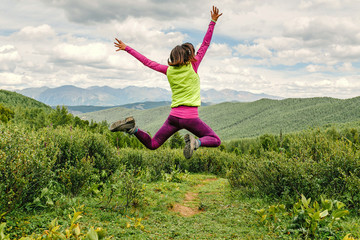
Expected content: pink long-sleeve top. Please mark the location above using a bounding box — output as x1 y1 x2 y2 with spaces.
124 20 216 118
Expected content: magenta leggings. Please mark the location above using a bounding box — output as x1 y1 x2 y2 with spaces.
134 115 221 150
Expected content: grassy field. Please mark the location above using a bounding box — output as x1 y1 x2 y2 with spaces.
5 173 360 239
79 97 360 141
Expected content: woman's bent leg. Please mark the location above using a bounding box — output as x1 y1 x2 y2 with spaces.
134 116 180 150
180 118 221 147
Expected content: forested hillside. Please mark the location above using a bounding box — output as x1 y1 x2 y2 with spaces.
0 89 52 111
80 97 360 140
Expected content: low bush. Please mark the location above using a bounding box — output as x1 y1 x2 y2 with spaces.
0 104 14 123
117 147 236 182
0 124 123 213
99 167 145 213
41 126 122 194
227 128 360 208
255 195 350 239
0 124 58 213
186 148 235 176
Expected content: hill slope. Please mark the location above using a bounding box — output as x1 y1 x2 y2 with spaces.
79 97 360 141
0 89 52 111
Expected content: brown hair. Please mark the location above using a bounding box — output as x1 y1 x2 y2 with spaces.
168 42 196 66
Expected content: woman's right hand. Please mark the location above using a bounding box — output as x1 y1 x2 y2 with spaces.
114 38 127 51
211 6 222 22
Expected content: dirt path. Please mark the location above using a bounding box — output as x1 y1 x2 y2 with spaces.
170 178 218 217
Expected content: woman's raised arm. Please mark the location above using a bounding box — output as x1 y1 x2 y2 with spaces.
114 38 168 75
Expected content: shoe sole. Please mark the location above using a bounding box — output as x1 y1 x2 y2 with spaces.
109 116 135 132
183 134 195 159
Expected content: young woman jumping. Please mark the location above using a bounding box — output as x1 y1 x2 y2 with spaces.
111 6 222 159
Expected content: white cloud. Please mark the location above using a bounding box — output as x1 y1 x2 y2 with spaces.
330 45 360 60
0 72 24 85
306 64 334 73
0 45 21 71
53 43 108 64
338 62 354 72
205 43 233 58
274 48 321 65
17 24 55 39
299 0 353 10
106 55 137 70
40 0 207 23
335 78 350 88
109 17 185 51
284 16 360 45
235 43 272 58
254 37 301 51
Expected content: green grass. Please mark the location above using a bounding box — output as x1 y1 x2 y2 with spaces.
79 97 360 141
4 173 360 239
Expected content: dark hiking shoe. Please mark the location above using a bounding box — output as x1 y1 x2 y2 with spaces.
109 116 136 133
183 134 199 159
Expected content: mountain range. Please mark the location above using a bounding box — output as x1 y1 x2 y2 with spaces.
17 85 283 106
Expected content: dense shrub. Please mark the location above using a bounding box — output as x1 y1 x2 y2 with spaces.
226 128 360 208
13 107 47 129
118 148 183 182
186 148 235 176
0 124 124 212
117 147 236 181
100 167 145 212
227 152 318 198
41 126 122 194
0 104 14 123
169 132 185 149
105 131 144 149
0 124 58 212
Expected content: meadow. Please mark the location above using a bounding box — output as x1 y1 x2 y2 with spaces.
1 89 360 239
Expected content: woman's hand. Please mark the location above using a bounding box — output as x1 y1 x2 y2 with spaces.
114 38 127 51
211 6 222 22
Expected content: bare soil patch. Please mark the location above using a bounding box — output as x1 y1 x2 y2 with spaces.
184 192 198 202
171 203 202 217
170 178 218 217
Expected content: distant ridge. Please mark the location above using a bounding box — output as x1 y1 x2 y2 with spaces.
17 85 283 106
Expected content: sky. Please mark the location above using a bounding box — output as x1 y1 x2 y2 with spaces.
1 0 360 98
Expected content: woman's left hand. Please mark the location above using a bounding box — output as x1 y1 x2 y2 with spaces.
211 6 223 22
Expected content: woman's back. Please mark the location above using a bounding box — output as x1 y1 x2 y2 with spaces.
167 64 201 108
